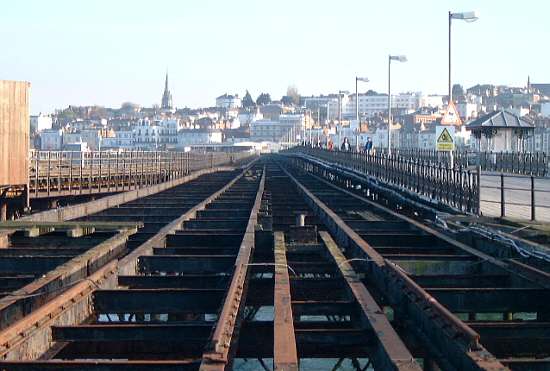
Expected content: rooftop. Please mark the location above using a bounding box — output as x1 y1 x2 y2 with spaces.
466 110 533 129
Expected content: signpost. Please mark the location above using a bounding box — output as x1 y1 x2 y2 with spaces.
436 126 455 151
436 125 455 168
437 101 461 168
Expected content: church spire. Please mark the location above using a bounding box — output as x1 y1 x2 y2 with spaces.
161 70 173 110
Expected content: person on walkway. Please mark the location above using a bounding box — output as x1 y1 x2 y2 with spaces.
328 139 334 151
365 137 373 155
341 137 351 151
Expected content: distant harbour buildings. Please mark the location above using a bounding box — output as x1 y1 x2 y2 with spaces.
30 74 550 154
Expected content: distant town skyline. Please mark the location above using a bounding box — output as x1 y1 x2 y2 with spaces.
2 0 549 114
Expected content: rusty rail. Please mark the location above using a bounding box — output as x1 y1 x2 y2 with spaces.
201 166 266 369
279 162 508 370
273 232 299 371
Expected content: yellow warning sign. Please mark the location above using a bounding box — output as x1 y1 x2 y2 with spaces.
436 126 455 151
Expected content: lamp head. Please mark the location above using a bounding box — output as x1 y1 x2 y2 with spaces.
390 55 408 63
450 11 479 22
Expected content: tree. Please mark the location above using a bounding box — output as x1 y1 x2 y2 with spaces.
242 90 255 108
281 96 293 106
121 102 140 111
452 84 465 100
256 93 272 106
286 85 300 105
58 108 77 121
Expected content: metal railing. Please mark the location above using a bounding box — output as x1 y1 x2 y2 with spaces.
286 147 481 214
377 149 548 177
29 150 255 198
480 173 550 221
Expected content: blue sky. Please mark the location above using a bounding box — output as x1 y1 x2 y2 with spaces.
2 0 548 114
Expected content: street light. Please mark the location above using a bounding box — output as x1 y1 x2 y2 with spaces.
355 77 369 122
388 55 407 156
448 10 478 102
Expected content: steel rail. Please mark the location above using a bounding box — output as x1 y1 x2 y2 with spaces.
0 162 260 362
278 162 507 371
299 159 550 290
0 225 139 332
200 166 266 370
319 231 421 371
273 231 299 371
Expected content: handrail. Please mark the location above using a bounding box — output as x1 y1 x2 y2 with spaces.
285 147 481 214
29 150 255 198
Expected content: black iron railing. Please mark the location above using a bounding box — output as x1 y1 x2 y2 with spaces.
285 147 481 214
375 149 548 177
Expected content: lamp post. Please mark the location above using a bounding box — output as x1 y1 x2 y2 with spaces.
388 55 407 156
338 90 347 148
448 11 478 102
356 77 369 152
355 77 369 122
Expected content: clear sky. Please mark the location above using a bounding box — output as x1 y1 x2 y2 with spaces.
2 0 548 114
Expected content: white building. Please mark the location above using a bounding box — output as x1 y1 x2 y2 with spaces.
509 107 530 118
250 120 298 142
40 129 63 150
62 132 83 146
541 102 550 118
303 96 341 121
30 114 53 133
238 110 264 126
80 129 102 150
279 114 306 128
132 119 161 149
457 102 479 120
157 119 180 148
250 114 306 143
177 129 223 148
63 142 88 152
216 94 241 109
419 95 445 109
344 92 421 118
102 130 134 149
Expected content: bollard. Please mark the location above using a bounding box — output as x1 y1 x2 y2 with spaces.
500 173 505 218
531 176 536 221
0 202 7 221
295 213 306 227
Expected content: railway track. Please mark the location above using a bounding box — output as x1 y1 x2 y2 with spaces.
0 156 548 370
0 168 246 347
280 156 550 370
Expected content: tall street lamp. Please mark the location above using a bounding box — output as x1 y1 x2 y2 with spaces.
449 11 478 102
355 77 369 122
388 55 407 155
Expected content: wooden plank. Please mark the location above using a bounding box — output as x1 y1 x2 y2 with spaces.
0 80 30 187
273 232 299 371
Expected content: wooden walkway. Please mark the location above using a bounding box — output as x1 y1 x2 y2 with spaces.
480 173 550 222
